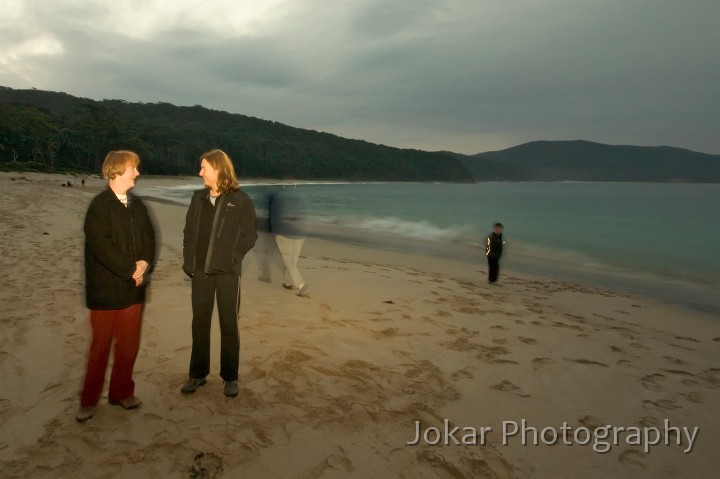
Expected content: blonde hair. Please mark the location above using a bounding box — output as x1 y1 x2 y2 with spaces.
200 149 239 194
102 150 140 180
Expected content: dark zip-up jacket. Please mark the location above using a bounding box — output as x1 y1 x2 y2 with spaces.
485 232 504 259
84 188 156 310
183 188 257 277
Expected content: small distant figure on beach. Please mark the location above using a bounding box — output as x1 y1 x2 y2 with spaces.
76 150 156 423
485 222 505 284
67 180 73 187
181 149 257 398
82 178 85 187
270 186 310 297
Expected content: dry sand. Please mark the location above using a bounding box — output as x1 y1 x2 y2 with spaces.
0 173 718 479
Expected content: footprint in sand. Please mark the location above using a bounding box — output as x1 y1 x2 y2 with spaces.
451 367 475 380
661 368 697 378
532 357 554 369
578 415 606 430
661 355 688 366
416 450 467 478
608 325 636 339
518 336 537 345
642 399 679 412
476 345 518 365
552 321 583 331
445 327 478 338
640 373 665 392
491 380 530 397
325 446 354 473
445 337 479 352
674 336 700 343
669 342 697 352
618 449 647 469
679 391 703 404
418 450 519 479
566 358 609 367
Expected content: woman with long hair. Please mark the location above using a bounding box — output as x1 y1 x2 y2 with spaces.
181 149 257 398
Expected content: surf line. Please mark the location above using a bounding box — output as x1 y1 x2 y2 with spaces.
406 419 699 454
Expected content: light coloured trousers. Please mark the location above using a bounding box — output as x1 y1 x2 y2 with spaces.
275 234 305 289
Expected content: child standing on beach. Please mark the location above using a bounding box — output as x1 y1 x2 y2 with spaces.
485 223 505 284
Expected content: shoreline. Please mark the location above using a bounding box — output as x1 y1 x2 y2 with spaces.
1 172 719 478
131 175 719 316
4 172 717 315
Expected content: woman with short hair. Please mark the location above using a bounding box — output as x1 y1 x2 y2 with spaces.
181 149 257 398
76 150 156 422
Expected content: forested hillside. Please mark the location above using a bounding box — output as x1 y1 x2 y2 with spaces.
0 86 472 181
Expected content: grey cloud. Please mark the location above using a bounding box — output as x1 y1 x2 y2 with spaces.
1 0 718 154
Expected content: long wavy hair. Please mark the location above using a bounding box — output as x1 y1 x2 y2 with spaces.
200 149 239 194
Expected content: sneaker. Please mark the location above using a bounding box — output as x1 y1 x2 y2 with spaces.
75 405 95 423
298 283 310 297
224 380 239 398
181 377 207 394
108 396 142 410
281 283 294 290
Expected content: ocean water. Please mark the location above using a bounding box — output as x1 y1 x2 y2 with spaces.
139 182 720 314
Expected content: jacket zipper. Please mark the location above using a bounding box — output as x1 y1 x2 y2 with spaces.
203 194 224 275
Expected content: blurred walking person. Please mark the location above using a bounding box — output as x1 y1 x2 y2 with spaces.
181 149 257 398
76 150 156 422
270 186 310 297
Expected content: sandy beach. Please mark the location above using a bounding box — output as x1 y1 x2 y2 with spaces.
0 173 718 479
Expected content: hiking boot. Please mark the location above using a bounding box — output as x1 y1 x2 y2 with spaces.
181 377 207 394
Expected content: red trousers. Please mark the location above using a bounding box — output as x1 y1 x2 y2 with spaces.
80 304 142 407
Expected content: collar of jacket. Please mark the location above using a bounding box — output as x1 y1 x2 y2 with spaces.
102 187 135 206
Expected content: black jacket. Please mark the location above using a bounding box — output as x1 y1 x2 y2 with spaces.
183 188 257 276
485 232 503 259
84 188 156 310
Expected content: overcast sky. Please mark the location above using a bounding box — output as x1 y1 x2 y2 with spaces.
1 0 718 154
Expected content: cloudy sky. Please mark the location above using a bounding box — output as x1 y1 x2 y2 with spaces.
1 0 718 154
